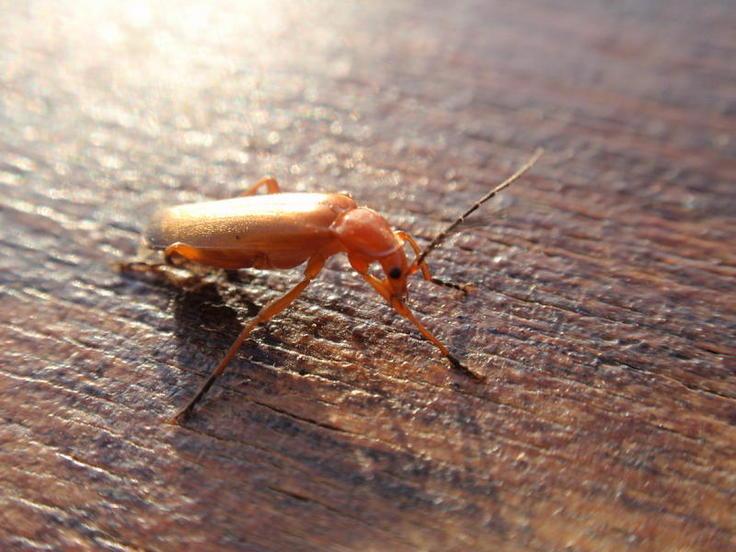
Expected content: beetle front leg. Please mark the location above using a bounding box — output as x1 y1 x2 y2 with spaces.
239 176 281 196
351 263 483 382
391 298 485 381
389 297 484 382
170 254 326 424
394 230 474 294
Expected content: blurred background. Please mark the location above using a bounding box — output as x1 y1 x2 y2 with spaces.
1 1 734 551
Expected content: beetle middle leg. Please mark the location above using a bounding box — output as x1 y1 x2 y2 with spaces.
170 254 326 424
395 230 474 294
239 176 281 196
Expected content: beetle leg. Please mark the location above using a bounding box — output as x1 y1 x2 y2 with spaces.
239 176 281 196
164 242 251 270
348 253 393 301
164 242 203 265
389 297 484 381
357 271 392 302
351 265 483 381
394 230 432 280
170 254 326 424
394 230 473 294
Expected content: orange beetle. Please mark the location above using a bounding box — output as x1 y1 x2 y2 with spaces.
144 151 542 423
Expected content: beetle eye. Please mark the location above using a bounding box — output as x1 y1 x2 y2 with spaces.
388 267 402 279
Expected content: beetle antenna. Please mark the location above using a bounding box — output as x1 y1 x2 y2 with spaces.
414 148 543 267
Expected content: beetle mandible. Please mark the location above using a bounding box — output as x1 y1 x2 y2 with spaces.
144 150 542 423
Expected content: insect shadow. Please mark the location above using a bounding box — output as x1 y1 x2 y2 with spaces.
121 261 502 545
165 284 501 546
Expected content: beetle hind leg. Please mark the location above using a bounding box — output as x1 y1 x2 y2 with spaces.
117 244 211 291
164 242 205 264
163 242 239 269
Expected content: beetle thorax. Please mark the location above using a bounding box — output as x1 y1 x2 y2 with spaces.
333 207 400 259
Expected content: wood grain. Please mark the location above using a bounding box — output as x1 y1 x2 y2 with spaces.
1 1 734 550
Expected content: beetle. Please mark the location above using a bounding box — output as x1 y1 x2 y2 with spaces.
142 150 542 423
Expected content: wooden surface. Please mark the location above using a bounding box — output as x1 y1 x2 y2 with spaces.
1 1 735 550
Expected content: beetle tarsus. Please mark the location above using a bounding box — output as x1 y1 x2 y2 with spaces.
169 373 222 425
169 404 196 425
447 353 485 381
166 412 188 425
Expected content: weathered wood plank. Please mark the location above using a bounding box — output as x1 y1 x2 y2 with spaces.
1 1 734 550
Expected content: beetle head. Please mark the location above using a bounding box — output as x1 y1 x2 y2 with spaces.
335 207 410 299
378 248 410 298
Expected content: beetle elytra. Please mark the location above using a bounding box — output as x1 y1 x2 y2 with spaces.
142 150 542 423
